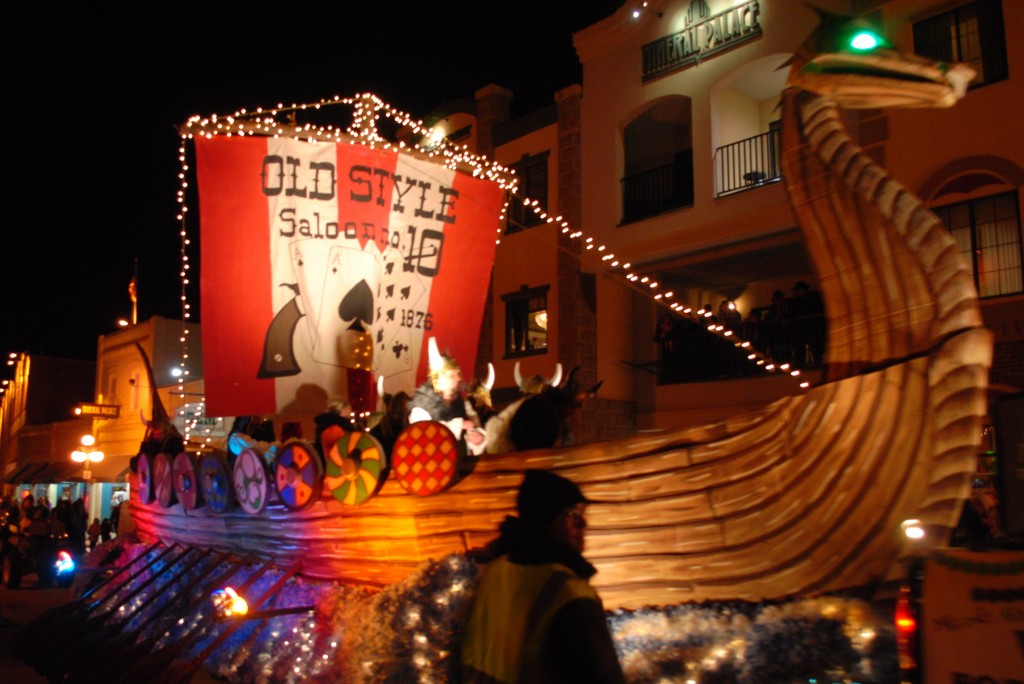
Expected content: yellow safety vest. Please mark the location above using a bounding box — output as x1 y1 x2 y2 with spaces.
461 556 602 684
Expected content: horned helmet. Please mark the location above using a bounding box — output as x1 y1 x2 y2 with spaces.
427 337 462 396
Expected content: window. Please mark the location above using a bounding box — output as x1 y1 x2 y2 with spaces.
934 192 1023 297
621 97 694 223
502 285 549 357
507 153 549 234
913 0 1008 87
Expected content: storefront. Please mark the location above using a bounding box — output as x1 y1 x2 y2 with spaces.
9 458 131 526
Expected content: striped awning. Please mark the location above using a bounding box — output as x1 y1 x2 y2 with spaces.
4 462 49 484
4 457 131 484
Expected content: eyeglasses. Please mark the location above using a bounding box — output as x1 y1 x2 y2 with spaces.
562 509 587 528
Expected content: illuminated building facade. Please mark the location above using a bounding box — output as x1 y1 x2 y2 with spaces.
421 0 1022 443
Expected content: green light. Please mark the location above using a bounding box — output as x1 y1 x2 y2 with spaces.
850 30 882 51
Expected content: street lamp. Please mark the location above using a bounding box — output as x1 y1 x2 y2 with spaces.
71 434 104 481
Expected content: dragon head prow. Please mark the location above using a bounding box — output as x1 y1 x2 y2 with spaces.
786 7 975 109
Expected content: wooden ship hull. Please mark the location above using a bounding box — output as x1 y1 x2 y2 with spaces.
131 34 993 611
130 322 990 611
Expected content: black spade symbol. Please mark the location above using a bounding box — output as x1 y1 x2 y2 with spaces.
338 280 374 332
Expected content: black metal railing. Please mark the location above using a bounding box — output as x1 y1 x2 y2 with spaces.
714 129 782 197
654 314 826 384
621 150 694 223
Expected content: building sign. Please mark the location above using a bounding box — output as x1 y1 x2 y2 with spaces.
642 0 762 81
74 403 121 419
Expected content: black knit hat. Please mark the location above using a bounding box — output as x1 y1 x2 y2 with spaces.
517 469 589 528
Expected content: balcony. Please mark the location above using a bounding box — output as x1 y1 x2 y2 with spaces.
714 129 781 197
652 313 826 384
621 150 694 223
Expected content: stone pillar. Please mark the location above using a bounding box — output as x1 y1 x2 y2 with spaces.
471 85 512 377
554 85 594 383
555 84 635 444
474 84 513 160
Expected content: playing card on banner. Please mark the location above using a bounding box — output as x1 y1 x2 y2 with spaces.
289 240 327 342
316 245 378 370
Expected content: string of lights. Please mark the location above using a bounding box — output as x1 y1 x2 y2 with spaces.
514 196 809 385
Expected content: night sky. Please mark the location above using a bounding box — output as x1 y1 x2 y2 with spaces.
3 2 624 364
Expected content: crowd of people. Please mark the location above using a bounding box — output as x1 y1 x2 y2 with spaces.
654 281 827 380
1 492 116 557
747 281 826 367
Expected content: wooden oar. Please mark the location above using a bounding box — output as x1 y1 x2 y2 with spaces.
17 541 179 664
15 540 167 650
36 545 206 680
60 550 243 684
23 544 192 672
111 559 302 684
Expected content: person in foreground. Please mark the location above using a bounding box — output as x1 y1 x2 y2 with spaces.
460 469 626 684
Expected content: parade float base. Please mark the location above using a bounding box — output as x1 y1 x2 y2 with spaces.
32 539 901 684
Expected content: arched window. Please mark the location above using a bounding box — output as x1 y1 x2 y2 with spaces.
921 158 1024 298
621 97 693 223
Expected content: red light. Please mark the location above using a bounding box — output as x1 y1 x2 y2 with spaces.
895 584 918 671
55 550 76 574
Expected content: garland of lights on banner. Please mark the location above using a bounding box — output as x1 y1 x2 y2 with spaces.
173 93 808 444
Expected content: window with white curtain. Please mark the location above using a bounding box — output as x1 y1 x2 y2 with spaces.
913 0 1008 88
935 192 1022 297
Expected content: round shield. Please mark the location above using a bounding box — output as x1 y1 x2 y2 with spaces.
199 452 235 514
172 452 202 511
325 431 388 506
136 452 154 505
153 452 178 508
391 421 459 496
233 447 271 515
275 440 323 511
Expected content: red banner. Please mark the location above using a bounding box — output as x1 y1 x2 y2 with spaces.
195 137 503 417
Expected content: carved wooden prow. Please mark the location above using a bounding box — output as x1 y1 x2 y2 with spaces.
133 342 184 454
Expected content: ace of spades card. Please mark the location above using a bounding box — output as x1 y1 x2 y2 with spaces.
288 240 330 344
312 245 379 370
373 244 432 389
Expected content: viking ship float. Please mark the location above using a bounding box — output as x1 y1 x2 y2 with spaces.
130 16 992 611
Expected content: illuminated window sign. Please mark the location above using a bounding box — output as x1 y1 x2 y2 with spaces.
642 0 762 81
